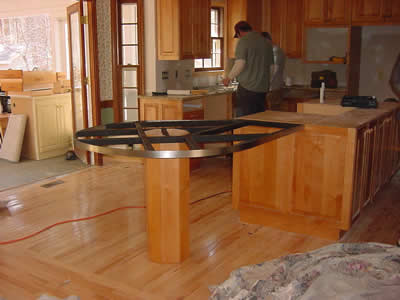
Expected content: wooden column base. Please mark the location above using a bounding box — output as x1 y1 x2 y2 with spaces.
144 129 190 264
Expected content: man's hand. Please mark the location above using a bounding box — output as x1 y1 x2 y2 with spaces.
223 78 231 86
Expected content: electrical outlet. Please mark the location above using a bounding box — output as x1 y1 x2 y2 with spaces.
161 71 169 80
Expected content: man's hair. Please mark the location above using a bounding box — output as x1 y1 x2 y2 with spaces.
261 32 272 42
234 21 252 38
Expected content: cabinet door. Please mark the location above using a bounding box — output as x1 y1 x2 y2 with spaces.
227 0 263 58
36 101 59 153
383 0 400 22
270 0 284 50
140 103 160 121
352 0 384 24
192 0 211 58
57 101 73 147
271 0 303 58
227 0 247 58
305 0 349 25
160 103 182 120
326 0 350 24
304 0 326 24
157 0 180 60
283 0 303 58
140 100 183 121
246 0 263 31
180 0 194 59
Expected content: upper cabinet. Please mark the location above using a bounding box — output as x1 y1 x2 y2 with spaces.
226 0 263 58
270 0 303 58
157 0 211 60
304 0 350 25
352 0 400 24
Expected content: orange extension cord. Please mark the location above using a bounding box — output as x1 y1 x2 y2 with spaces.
0 191 231 246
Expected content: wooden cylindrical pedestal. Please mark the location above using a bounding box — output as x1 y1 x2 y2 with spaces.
144 129 190 263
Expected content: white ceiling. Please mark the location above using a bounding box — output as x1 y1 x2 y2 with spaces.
0 0 76 18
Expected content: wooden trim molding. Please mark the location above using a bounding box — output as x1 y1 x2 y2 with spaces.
110 0 121 123
87 0 103 166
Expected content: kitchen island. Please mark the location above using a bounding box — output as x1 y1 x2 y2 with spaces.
138 89 234 121
233 99 400 240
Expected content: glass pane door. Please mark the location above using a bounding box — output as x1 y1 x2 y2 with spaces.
67 2 90 164
120 2 139 121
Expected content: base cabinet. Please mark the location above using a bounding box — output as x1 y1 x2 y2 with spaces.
352 109 400 219
233 111 400 240
11 93 73 160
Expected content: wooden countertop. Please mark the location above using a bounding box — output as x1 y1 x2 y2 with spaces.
284 85 347 93
242 98 400 129
139 89 234 101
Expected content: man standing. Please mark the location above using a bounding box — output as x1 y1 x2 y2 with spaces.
262 32 286 110
223 21 273 117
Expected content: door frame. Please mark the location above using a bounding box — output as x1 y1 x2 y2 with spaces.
67 1 103 165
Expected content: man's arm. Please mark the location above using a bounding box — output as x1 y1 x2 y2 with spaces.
223 59 246 86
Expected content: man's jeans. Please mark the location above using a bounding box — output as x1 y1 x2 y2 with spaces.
234 85 267 117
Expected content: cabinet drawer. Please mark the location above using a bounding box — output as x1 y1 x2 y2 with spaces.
183 109 204 120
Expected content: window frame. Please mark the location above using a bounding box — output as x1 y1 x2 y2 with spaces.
111 0 144 123
195 6 224 72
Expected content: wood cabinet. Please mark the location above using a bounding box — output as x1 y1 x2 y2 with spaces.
304 0 350 25
352 0 400 24
270 0 303 58
226 0 263 58
139 93 232 121
157 0 211 60
11 93 73 160
233 124 355 240
352 110 400 219
233 101 400 240
140 99 183 121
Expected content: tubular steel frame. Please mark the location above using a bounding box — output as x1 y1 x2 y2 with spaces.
75 119 304 159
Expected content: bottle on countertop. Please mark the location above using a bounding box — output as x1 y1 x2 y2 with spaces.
320 82 325 104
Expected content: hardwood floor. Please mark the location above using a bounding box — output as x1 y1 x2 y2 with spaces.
0 157 399 299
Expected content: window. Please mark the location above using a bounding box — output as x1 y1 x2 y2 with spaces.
0 15 52 70
195 7 223 71
112 0 144 122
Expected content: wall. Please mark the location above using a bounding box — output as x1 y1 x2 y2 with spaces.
359 26 400 100
284 26 400 100
96 0 113 102
285 59 347 88
284 26 348 88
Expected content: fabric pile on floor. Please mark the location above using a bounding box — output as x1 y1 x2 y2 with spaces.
209 243 400 300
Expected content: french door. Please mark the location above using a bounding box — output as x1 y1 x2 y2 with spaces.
67 1 92 164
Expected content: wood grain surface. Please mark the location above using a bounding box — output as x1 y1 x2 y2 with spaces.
0 156 399 299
